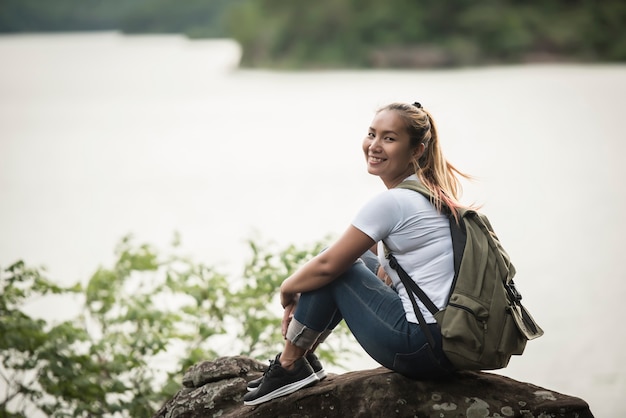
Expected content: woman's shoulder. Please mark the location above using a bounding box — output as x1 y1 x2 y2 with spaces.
365 187 404 207
359 187 428 218
386 187 431 207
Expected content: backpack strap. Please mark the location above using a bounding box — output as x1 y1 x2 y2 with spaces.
385 249 438 349
385 249 439 315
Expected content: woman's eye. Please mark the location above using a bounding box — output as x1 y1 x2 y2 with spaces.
384 136 395 142
367 132 375 138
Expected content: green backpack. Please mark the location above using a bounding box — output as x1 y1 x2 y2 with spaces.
385 180 543 371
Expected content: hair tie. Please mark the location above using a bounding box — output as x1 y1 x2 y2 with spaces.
413 102 422 109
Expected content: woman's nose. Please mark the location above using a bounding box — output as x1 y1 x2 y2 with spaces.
369 137 381 151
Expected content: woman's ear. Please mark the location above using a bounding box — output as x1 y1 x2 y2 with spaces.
413 143 426 160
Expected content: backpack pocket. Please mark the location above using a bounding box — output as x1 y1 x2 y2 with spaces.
436 293 489 366
509 302 544 341
498 308 527 357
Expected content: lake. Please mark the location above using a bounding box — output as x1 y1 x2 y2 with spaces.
0 32 624 417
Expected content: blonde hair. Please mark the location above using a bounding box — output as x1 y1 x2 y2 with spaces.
378 102 472 216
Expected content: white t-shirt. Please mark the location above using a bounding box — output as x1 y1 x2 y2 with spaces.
351 176 454 324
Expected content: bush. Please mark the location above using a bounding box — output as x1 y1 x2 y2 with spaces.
0 234 357 417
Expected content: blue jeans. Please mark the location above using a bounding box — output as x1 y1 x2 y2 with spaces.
291 252 455 379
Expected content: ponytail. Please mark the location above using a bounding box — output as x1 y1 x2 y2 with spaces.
378 102 472 217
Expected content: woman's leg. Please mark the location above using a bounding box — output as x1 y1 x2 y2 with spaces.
288 258 454 377
284 251 379 355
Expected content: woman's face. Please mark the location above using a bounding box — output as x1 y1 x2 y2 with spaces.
363 109 418 188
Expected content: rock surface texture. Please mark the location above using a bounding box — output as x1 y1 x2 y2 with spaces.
153 355 594 418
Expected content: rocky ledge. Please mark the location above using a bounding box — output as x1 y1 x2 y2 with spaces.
153 355 593 418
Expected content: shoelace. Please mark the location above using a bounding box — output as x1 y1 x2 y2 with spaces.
262 358 277 377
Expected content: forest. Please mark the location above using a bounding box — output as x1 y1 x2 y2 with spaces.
1 0 625 68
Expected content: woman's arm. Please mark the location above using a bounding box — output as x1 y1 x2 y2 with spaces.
279 225 375 306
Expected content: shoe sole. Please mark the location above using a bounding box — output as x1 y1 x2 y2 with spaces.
247 369 327 392
243 374 319 406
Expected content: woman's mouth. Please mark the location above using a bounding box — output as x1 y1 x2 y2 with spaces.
369 156 386 164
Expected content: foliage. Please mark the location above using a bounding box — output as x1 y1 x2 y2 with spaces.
0 234 356 417
1 1 624 67
226 0 626 68
0 261 86 417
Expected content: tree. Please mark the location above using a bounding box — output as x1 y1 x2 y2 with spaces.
0 235 357 417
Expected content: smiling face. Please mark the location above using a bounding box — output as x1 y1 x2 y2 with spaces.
363 109 422 188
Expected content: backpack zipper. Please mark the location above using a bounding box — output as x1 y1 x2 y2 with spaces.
449 302 488 330
449 302 475 315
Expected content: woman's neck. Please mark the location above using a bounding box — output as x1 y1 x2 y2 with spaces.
382 171 417 189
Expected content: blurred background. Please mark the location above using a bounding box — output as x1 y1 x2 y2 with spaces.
1 1 625 417
1 0 625 68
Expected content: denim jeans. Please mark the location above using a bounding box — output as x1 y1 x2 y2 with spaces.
290 251 455 379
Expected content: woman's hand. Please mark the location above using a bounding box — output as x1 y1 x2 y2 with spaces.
280 288 300 338
281 301 298 338
377 265 393 287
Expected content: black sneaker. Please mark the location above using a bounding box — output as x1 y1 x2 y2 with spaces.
243 354 319 406
247 352 326 392
305 352 327 381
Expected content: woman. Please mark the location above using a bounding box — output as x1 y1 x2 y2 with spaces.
243 101 470 406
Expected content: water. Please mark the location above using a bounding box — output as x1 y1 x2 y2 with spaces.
1 32 624 417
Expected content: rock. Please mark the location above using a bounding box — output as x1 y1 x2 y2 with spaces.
153 355 594 418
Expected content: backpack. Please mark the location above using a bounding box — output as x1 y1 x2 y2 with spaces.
385 180 543 371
